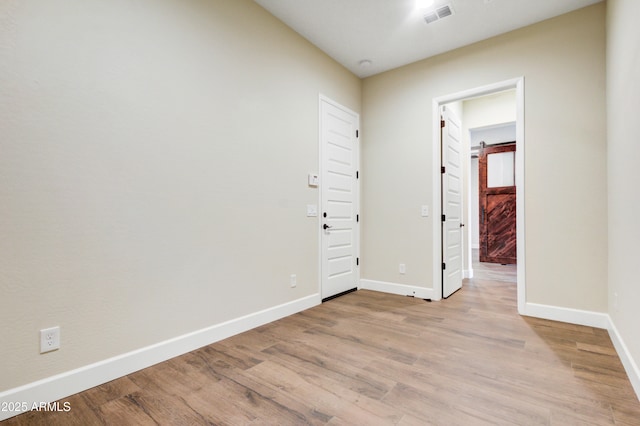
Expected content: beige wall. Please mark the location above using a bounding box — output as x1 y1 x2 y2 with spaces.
463 91 517 134
0 0 360 391
607 0 640 383
361 4 607 309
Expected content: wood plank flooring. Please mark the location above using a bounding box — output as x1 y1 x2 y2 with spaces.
471 248 517 283
4 277 640 425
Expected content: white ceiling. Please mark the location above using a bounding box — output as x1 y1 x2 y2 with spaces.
254 0 602 78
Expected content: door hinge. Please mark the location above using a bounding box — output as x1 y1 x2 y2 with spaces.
441 119 445 128
357 257 360 266
441 166 446 174
357 214 359 223
356 129 359 138
442 214 446 222
356 171 359 179
442 262 446 270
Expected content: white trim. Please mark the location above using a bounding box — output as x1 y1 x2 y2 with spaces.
317 96 324 302
0 294 320 422
465 122 474 286
523 304 639 401
469 121 517 133
432 77 525 311
431 98 442 301
514 79 525 315
522 302 609 329
608 319 640 400
359 279 435 300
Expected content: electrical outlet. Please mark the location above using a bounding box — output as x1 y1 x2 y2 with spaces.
290 274 297 288
40 326 60 353
399 263 406 274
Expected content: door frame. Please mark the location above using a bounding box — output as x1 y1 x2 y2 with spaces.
318 94 361 301
431 77 525 314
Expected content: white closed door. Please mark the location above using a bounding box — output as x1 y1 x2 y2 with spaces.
442 106 463 298
320 97 359 301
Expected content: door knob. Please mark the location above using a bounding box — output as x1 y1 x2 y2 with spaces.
323 224 332 230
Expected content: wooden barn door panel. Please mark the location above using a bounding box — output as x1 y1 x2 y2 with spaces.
479 142 516 264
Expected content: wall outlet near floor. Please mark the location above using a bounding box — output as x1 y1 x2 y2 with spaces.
40 326 60 353
399 263 406 274
290 274 297 288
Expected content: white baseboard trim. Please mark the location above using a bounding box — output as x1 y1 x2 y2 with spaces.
523 305 639 401
607 318 640 401
463 269 474 279
359 279 435 300
0 294 320 421
523 302 609 329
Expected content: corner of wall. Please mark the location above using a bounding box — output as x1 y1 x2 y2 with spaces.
608 317 640 400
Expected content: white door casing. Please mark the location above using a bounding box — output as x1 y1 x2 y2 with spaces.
319 96 360 301
442 106 463 298
432 77 525 312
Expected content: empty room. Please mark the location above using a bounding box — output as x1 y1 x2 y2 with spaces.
1 0 639 424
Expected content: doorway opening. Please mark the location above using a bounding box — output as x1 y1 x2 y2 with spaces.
432 78 525 314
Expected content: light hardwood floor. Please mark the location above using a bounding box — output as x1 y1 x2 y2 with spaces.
4 276 640 425
470 248 517 283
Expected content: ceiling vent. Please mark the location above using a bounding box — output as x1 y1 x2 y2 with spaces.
423 4 455 24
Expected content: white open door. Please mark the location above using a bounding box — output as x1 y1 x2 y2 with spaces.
320 97 359 301
442 106 463 298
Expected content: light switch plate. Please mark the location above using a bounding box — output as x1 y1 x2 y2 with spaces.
307 204 318 217
308 173 319 187
421 205 429 217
